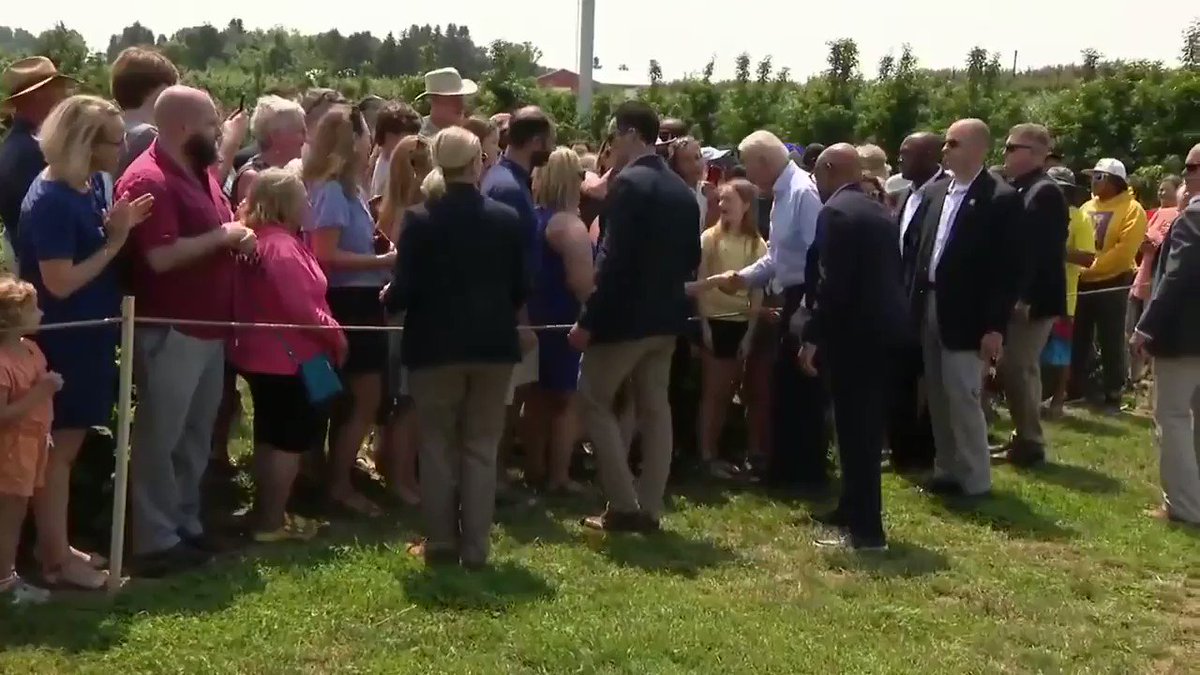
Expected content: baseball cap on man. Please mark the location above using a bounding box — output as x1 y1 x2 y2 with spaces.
1046 166 1077 187
1083 158 1127 181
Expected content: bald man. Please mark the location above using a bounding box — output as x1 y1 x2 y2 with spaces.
798 144 910 550
117 85 257 576
910 119 1022 499
890 131 946 473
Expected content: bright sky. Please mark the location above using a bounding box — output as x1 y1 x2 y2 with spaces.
6 1 1194 81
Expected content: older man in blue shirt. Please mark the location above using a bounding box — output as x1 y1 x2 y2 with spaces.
708 130 829 492
0 57 74 260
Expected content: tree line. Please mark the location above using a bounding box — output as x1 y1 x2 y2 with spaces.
3 19 1200 204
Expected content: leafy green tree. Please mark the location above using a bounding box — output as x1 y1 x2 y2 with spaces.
856 45 928 157
106 22 155 62
35 23 90 74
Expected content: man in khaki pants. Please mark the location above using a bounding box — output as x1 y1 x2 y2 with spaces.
569 101 700 532
1133 142 1200 526
996 124 1070 466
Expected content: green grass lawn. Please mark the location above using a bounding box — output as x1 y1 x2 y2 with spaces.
2 409 1197 674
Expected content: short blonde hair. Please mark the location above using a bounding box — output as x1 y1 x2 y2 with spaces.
244 167 309 231
421 126 481 201
0 275 37 335
251 95 305 149
738 130 789 165
534 147 583 212
39 95 123 186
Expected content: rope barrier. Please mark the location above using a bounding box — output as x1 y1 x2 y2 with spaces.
24 281 1152 335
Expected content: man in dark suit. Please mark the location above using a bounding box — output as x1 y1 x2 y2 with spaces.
799 144 911 551
891 132 946 472
996 123 1069 466
569 101 701 532
912 118 1022 498
1132 142 1200 526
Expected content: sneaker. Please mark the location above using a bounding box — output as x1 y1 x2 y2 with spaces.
1 574 51 606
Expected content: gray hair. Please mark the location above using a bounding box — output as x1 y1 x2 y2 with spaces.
738 130 789 166
251 95 305 149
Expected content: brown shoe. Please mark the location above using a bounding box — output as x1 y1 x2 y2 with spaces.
405 539 458 566
581 510 659 533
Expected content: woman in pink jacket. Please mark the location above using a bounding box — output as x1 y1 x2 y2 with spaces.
230 167 348 542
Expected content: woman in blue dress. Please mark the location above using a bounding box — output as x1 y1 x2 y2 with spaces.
523 148 595 493
17 95 153 590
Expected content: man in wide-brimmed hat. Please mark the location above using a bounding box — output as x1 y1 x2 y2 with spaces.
416 67 477 138
0 56 76 250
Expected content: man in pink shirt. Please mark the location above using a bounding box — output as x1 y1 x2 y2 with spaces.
116 85 256 577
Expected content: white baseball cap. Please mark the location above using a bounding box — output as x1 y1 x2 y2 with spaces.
1084 158 1127 181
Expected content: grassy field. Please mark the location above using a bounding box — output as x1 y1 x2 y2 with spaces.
1 408 1197 674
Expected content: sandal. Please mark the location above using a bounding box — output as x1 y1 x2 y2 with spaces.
1 573 50 606
42 557 108 591
254 515 323 543
72 548 108 570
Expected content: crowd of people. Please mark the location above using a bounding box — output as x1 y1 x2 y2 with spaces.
0 49 1198 605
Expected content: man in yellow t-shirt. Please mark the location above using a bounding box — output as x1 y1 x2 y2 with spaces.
1041 166 1097 417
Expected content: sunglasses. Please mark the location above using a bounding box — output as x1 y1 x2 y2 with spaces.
1186 162 1200 174
1004 143 1034 154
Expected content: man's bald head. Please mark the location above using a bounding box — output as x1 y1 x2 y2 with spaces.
1184 142 1200 197
943 118 991 176
813 143 862 201
154 85 221 166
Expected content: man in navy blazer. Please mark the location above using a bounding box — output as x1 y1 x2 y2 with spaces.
569 101 701 532
799 144 911 551
911 119 1022 499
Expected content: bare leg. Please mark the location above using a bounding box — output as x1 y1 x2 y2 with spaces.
380 408 420 505
328 373 383 516
0 494 29 582
254 445 301 532
522 387 551 486
33 428 105 588
546 391 580 490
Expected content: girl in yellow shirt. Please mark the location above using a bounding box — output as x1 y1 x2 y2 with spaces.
697 178 767 478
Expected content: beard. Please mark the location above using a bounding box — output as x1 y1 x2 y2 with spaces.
183 133 219 169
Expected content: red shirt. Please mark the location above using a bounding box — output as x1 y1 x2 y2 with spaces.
115 140 235 340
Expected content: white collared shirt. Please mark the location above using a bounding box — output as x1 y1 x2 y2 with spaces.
738 162 822 294
898 170 942 251
929 168 982 282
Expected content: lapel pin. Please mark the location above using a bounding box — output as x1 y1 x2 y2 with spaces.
969 198 976 206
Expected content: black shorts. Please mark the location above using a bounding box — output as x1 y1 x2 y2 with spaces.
706 319 749 360
327 286 387 375
243 372 329 453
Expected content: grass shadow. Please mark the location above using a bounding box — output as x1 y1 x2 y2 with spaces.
1056 412 1134 437
1018 461 1124 495
581 527 738 578
937 489 1078 542
399 560 555 611
822 541 951 579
